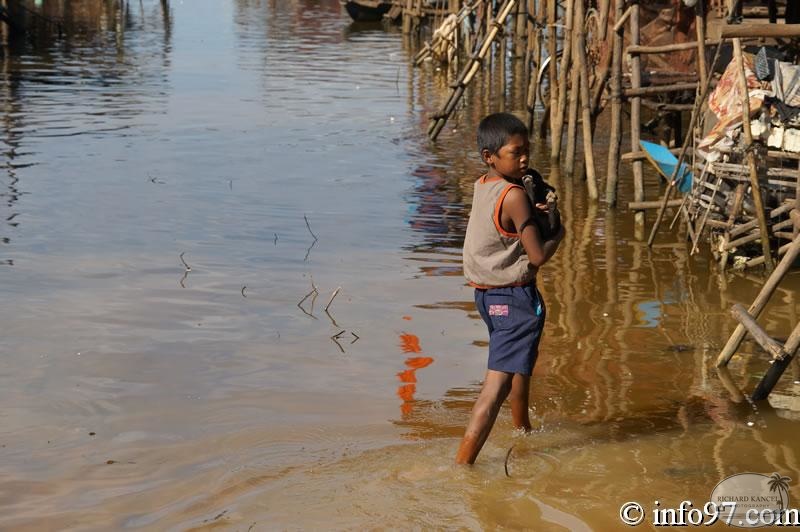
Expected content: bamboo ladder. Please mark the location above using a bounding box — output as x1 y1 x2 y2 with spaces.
428 0 518 141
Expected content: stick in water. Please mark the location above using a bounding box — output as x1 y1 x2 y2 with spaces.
325 286 342 312
180 252 192 271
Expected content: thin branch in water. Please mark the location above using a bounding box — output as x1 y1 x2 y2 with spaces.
179 269 189 288
504 445 515 477
332 329 346 340
325 309 339 328
304 239 317 262
179 252 192 271
274 233 278 245
304 214 318 242
325 286 342 312
241 286 247 298
330 334 345 354
297 278 319 319
350 331 360 344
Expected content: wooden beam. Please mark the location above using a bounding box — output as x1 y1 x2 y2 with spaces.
731 304 786 360
613 5 632 34
628 199 683 210
624 82 698 97
627 40 720 55
751 320 800 401
721 23 800 39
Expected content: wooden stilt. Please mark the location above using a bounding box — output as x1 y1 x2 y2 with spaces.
551 0 574 162
630 2 644 234
751 320 800 400
514 0 526 58
576 0 597 198
403 0 414 34
695 0 708 90
606 0 624 206
525 0 542 134
733 37 774 272
564 31 580 176
547 0 558 141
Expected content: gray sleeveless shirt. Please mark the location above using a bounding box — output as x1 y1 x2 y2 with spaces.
463 176 536 288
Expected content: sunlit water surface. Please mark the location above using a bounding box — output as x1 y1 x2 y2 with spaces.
1 1 799 529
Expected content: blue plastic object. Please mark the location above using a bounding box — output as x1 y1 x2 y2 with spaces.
639 140 693 194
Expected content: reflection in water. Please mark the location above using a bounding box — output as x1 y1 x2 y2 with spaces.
396 331 434 416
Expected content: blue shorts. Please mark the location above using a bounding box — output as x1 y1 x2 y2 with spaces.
474 284 546 376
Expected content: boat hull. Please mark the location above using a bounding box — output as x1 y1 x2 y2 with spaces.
343 1 391 22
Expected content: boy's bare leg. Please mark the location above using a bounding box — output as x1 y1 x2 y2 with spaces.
455 370 513 464
509 373 532 432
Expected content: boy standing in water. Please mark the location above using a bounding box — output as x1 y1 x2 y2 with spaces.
456 113 565 464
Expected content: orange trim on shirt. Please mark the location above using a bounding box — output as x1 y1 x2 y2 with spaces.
493 184 523 238
478 174 505 184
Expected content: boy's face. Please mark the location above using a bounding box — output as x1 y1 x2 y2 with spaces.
482 133 530 181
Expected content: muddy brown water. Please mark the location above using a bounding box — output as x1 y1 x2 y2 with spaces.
1 0 799 529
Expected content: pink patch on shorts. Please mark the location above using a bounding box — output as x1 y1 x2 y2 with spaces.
488 304 509 316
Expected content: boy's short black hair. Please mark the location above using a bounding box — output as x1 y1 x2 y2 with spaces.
477 112 528 155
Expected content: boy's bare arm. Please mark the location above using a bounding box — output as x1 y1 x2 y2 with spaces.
503 188 565 267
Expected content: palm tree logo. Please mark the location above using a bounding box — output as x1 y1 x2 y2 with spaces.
768 473 791 510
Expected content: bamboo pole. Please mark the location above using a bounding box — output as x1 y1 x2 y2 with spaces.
575 0 597 198
721 24 800 39
730 304 787 360
429 0 518 140
716 234 800 367
630 2 644 232
403 0 414 34
733 38 774 272
751 319 800 401
623 82 699 97
551 0 574 161
564 41 580 175
627 41 719 55
525 0 542 134
695 0 708 90
514 0 527 58
606 0 624 206
613 5 632 33
628 199 683 210
547 0 558 140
